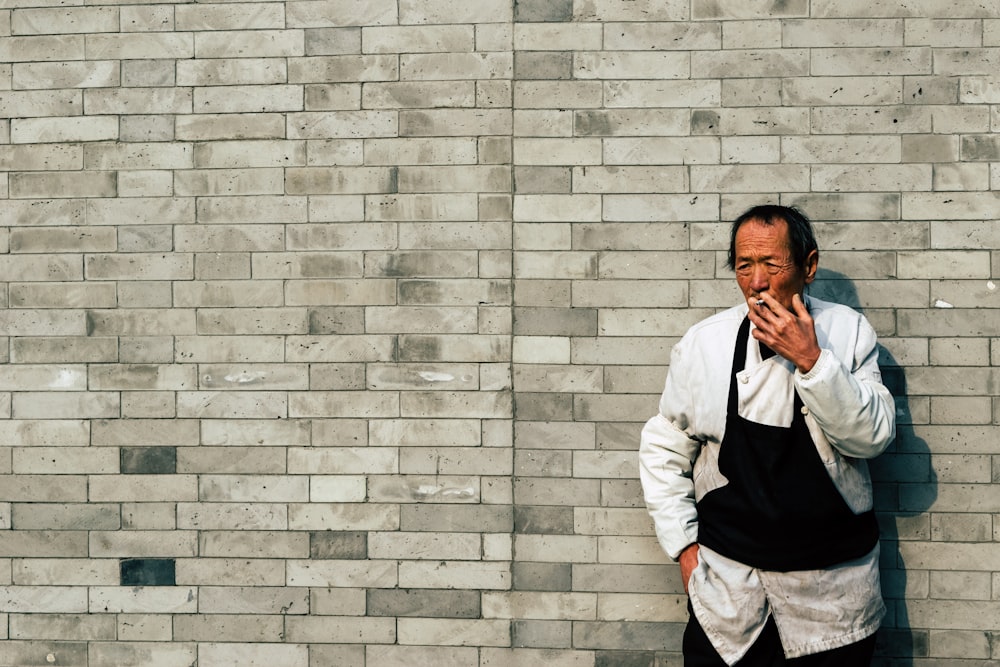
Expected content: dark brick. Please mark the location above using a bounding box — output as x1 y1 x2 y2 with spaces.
514 393 573 421
961 135 1000 161
596 651 655 667
575 111 615 137
308 307 365 334
652 652 685 667
513 307 597 336
120 558 175 586
575 563 682 594
574 621 684 652
310 531 367 559
691 109 721 135
367 589 480 618
514 0 572 22
401 505 513 533
120 447 176 474
514 506 573 534
298 253 361 278
398 335 440 362
869 453 931 483
512 562 571 592
874 627 929 659
879 365 906 397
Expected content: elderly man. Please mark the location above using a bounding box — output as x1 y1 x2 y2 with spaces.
639 205 896 666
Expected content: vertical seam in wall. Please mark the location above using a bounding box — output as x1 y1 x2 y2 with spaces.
508 0 518 576
509 0 517 434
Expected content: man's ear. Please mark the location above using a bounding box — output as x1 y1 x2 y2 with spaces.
803 249 819 284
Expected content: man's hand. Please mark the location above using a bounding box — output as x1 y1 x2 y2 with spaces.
748 293 821 374
679 543 699 594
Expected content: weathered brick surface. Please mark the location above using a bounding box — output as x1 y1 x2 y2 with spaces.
0 0 993 664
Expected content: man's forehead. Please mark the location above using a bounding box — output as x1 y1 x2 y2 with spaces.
734 218 792 254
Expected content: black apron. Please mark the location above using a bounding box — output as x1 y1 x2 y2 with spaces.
696 317 878 572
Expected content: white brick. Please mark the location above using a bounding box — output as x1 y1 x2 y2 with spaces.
89 589 197 614
514 23 602 51
363 25 474 54
194 30 304 58
285 0 397 28
11 117 118 143
399 0 511 25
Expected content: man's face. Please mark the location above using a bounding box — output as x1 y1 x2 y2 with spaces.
733 217 817 311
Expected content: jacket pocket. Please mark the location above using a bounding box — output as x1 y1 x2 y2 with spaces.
805 412 874 514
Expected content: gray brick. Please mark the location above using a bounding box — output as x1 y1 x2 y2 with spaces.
0 531 89 557
120 447 176 475
515 0 572 23
368 589 480 618
784 19 903 47
9 614 116 641
512 562 572 593
400 505 512 532
366 645 480 666
514 166 570 193
512 619 572 647
310 531 367 559
285 615 396 643
515 51 572 80
10 284 116 310
595 651 659 667
11 171 117 198
514 506 573 535
574 621 682 651
693 0 807 19
0 641 89 666
11 504 120 531
88 641 197 667
513 307 597 336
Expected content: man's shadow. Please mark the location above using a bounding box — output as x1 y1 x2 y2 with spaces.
811 269 937 667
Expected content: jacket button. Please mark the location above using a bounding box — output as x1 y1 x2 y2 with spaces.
801 406 809 415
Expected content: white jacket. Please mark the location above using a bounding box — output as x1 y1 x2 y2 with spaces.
639 296 896 561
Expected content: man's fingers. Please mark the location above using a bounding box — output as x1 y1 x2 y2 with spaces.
792 293 808 317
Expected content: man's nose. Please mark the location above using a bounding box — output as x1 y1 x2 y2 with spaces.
749 266 769 292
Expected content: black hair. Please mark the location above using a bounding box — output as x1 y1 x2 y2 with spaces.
726 204 818 271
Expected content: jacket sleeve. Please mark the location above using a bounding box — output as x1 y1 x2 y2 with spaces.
795 313 896 459
639 340 703 561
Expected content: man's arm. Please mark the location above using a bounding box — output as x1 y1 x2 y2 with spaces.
640 412 702 561
795 315 896 459
678 543 700 594
748 293 895 458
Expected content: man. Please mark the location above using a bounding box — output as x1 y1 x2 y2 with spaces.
639 205 896 666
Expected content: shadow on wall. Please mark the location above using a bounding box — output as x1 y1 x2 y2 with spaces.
811 269 938 667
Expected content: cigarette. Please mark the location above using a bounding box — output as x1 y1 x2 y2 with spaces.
755 299 765 306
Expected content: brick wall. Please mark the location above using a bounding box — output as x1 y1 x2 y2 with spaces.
0 0 997 664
